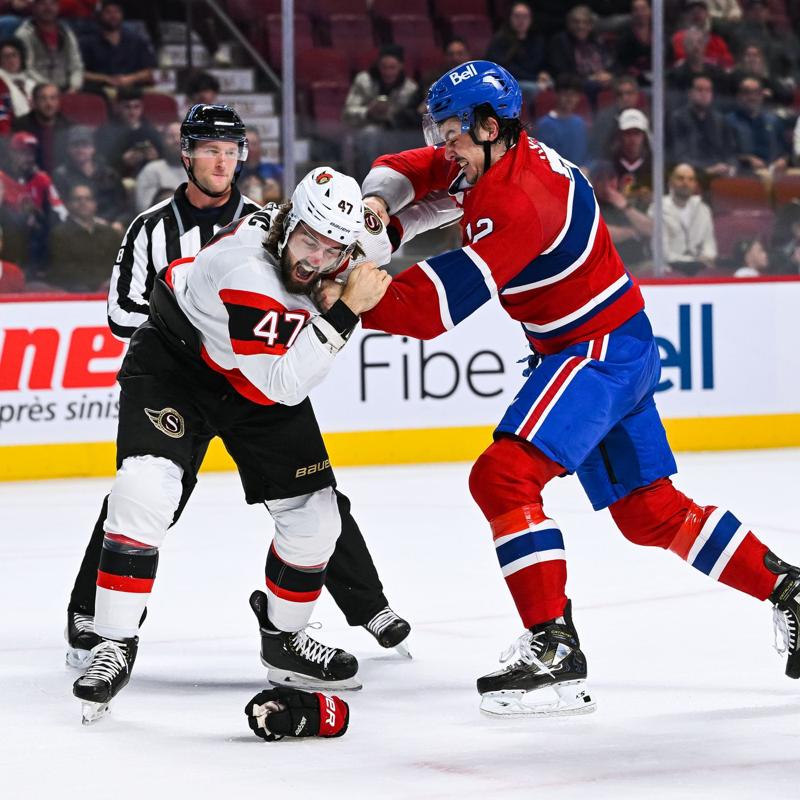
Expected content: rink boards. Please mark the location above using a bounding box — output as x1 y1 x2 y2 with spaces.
1 277 799 480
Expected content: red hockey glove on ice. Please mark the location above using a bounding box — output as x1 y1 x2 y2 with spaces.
245 686 349 741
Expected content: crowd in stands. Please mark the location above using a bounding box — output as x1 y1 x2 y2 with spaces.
0 0 799 296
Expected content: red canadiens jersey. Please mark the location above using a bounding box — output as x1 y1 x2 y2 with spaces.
361 131 644 354
0 169 65 218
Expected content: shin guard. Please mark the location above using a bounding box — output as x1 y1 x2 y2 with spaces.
95 533 158 639
265 543 326 632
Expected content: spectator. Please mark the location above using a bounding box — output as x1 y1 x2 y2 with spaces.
238 173 265 206
667 24 730 101
533 73 588 166
485 2 551 97
0 2 32 42
0 225 25 292
416 37 472 111
770 199 800 273
47 182 120 291
548 5 615 98
134 120 183 212
53 125 128 229
96 86 163 178
671 0 734 70
261 176 282 204
0 38 36 118
0 174 30 268
14 0 84 92
184 70 220 107
730 0 800 80
610 108 653 209
12 81 70 173
667 73 736 177
590 158 652 272
727 41 795 108
731 236 770 276
657 162 718 275
342 44 420 180
725 75 789 176
238 127 282 184
80 0 156 97
0 131 65 273
588 73 643 160
616 0 653 86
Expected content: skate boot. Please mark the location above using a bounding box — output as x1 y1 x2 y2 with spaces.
477 600 596 717
765 552 800 679
65 607 146 670
250 590 361 690
72 636 138 724
65 611 102 669
363 607 412 658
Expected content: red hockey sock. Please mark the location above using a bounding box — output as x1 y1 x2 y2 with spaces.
610 479 776 601
470 438 568 627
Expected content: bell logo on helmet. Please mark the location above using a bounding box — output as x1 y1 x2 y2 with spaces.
315 171 333 185
449 62 478 86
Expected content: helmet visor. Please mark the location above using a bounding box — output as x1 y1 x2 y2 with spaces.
287 221 355 273
183 138 249 162
422 113 468 147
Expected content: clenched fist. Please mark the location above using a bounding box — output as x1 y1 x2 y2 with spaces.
340 261 391 315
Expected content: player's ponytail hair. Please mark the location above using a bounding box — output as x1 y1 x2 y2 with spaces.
263 201 292 258
472 102 524 149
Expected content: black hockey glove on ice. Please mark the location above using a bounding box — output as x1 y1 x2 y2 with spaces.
245 686 350 741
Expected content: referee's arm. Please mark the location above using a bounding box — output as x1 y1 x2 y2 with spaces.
107 214 152 340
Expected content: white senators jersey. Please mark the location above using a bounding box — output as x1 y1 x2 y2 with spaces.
167 205 354 407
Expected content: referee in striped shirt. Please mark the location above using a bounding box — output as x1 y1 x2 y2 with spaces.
67 104 410 665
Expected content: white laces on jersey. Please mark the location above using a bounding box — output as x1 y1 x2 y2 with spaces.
365 607 401 637
83 640 128 684
290 628 338 669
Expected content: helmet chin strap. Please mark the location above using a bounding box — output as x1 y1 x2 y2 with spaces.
468 129 494 177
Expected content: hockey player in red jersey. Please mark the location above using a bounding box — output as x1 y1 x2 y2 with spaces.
72 167 391 723
320 61 800 717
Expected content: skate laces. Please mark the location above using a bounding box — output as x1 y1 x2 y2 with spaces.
366 607 400 637
83 641 128 684
290 628 337 669
72 613 95 633
499 631 553 677
772 607 798 656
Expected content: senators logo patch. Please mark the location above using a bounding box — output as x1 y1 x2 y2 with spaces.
315 171 332 185
144 407 185 438
363 207 383 235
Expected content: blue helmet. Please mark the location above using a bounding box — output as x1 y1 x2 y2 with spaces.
423 60 522 146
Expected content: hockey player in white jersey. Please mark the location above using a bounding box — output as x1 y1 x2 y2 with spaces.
72 167 391 723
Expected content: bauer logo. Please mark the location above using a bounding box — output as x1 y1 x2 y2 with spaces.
450 63 477 85
144 407 185 438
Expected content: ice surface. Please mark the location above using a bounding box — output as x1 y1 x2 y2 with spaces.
1 450 799 799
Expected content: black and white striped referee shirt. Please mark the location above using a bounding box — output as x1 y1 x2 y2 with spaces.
107 182 260 339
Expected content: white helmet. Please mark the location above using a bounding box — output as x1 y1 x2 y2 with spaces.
280 167 365 261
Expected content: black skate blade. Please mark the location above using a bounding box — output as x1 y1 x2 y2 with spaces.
479 680 597 718
264 664 363 691
80 700 110 725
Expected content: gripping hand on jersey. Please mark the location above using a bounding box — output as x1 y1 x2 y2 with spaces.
245 686 350 741
318 261 391 314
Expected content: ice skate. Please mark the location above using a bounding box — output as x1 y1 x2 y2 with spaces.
766 553 800 679
65 611 102 669
250 590 361 690
72 637 138 724
477 600 596 718
363 607 412 658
